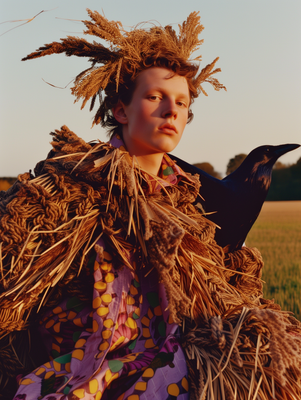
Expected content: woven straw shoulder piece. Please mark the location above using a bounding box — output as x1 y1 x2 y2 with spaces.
0 125 301 400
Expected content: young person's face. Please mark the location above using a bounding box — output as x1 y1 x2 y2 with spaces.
114 67 190 158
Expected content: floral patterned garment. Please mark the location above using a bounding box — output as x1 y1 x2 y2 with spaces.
14 140 190 400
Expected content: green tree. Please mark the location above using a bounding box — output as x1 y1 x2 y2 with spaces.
266 157 301 200
273 161 289 170
226 153 247 175
193 162 222 179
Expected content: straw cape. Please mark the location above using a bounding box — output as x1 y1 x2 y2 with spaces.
1 126 301 399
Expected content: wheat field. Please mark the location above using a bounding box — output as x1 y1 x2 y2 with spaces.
246 201 301 321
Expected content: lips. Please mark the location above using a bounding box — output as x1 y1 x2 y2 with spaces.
158 123 178 134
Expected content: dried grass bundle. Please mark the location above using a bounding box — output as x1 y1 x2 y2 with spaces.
22 10 226 125
1 126 300 398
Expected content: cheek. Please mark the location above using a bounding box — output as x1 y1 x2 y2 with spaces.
139 103 155 121
178 131 184 144
179 112 188 131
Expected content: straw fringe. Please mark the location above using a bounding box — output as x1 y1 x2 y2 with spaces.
182 308 301 399
1 126 300 398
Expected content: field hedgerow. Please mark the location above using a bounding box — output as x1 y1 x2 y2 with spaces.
246 201 301 321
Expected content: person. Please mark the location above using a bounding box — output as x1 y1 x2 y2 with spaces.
0 10 300 400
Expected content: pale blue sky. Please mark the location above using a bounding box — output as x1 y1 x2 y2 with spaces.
1 0 300 177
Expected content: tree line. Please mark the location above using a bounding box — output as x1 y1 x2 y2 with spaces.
1 155 300 200
266 158 301 200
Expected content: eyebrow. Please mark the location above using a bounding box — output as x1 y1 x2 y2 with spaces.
144 86 190 100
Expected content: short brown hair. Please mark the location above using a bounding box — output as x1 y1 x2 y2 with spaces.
100 56 199 138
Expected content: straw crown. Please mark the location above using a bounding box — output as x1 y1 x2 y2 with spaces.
22 9 226 125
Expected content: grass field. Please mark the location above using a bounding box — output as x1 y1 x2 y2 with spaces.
246 201 301 321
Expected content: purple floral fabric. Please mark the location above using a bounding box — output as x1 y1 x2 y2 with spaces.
14 240 189 400
13 141 190 400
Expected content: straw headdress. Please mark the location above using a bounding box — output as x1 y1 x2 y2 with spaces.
22 9 226 126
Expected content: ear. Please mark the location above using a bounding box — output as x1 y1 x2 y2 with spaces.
112 102 128 125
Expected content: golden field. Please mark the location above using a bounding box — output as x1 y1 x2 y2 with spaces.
0 178 16 191
246 201 301 321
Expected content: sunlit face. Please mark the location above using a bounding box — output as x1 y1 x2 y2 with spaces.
114 67 190 158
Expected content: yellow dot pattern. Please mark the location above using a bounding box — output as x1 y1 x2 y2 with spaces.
127 295 135 305
53 360 61 372
142 328 151 338
135 381 147 391
45 371 55 380
109 336 125 352
68 310 77 320
101 262 112 272
142 368 154 378
72 388 85 398
130 285 138 296
94 281 107 291
93 319 99 332
93 297 102 309
93 256 118 362
101 293 112 304
75 338 86 348
125 317 137 330
144 338 156 349
105 273 115 283
167 383 180 397
52 343 60 354
104 319 114 329
89 378 99 393
35 367 45 376
95 391 102 400
182 376 189 392
102 330 112 340
72 349 84 361
20 378 35 385
99 338 110 351
26 249 187 400
97 307 109 317
45 319 55 329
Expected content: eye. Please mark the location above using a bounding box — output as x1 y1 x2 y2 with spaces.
177 101 187 107
148 95 161 101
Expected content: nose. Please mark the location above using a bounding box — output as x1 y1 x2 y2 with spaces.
161 98 178 119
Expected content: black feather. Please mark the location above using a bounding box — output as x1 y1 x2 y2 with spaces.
170 143 300 252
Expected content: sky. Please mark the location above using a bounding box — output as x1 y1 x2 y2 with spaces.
1 0 301 177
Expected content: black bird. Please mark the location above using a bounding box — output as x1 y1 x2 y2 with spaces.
170 144 300 252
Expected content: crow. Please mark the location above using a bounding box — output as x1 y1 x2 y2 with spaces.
170 144 300 252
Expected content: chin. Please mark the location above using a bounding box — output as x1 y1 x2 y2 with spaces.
152 145 175 154
153 139 179 154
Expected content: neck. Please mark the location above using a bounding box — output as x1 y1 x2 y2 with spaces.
133 153 164 176
121 134 164 175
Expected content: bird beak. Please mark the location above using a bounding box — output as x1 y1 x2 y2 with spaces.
273 143 300 159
